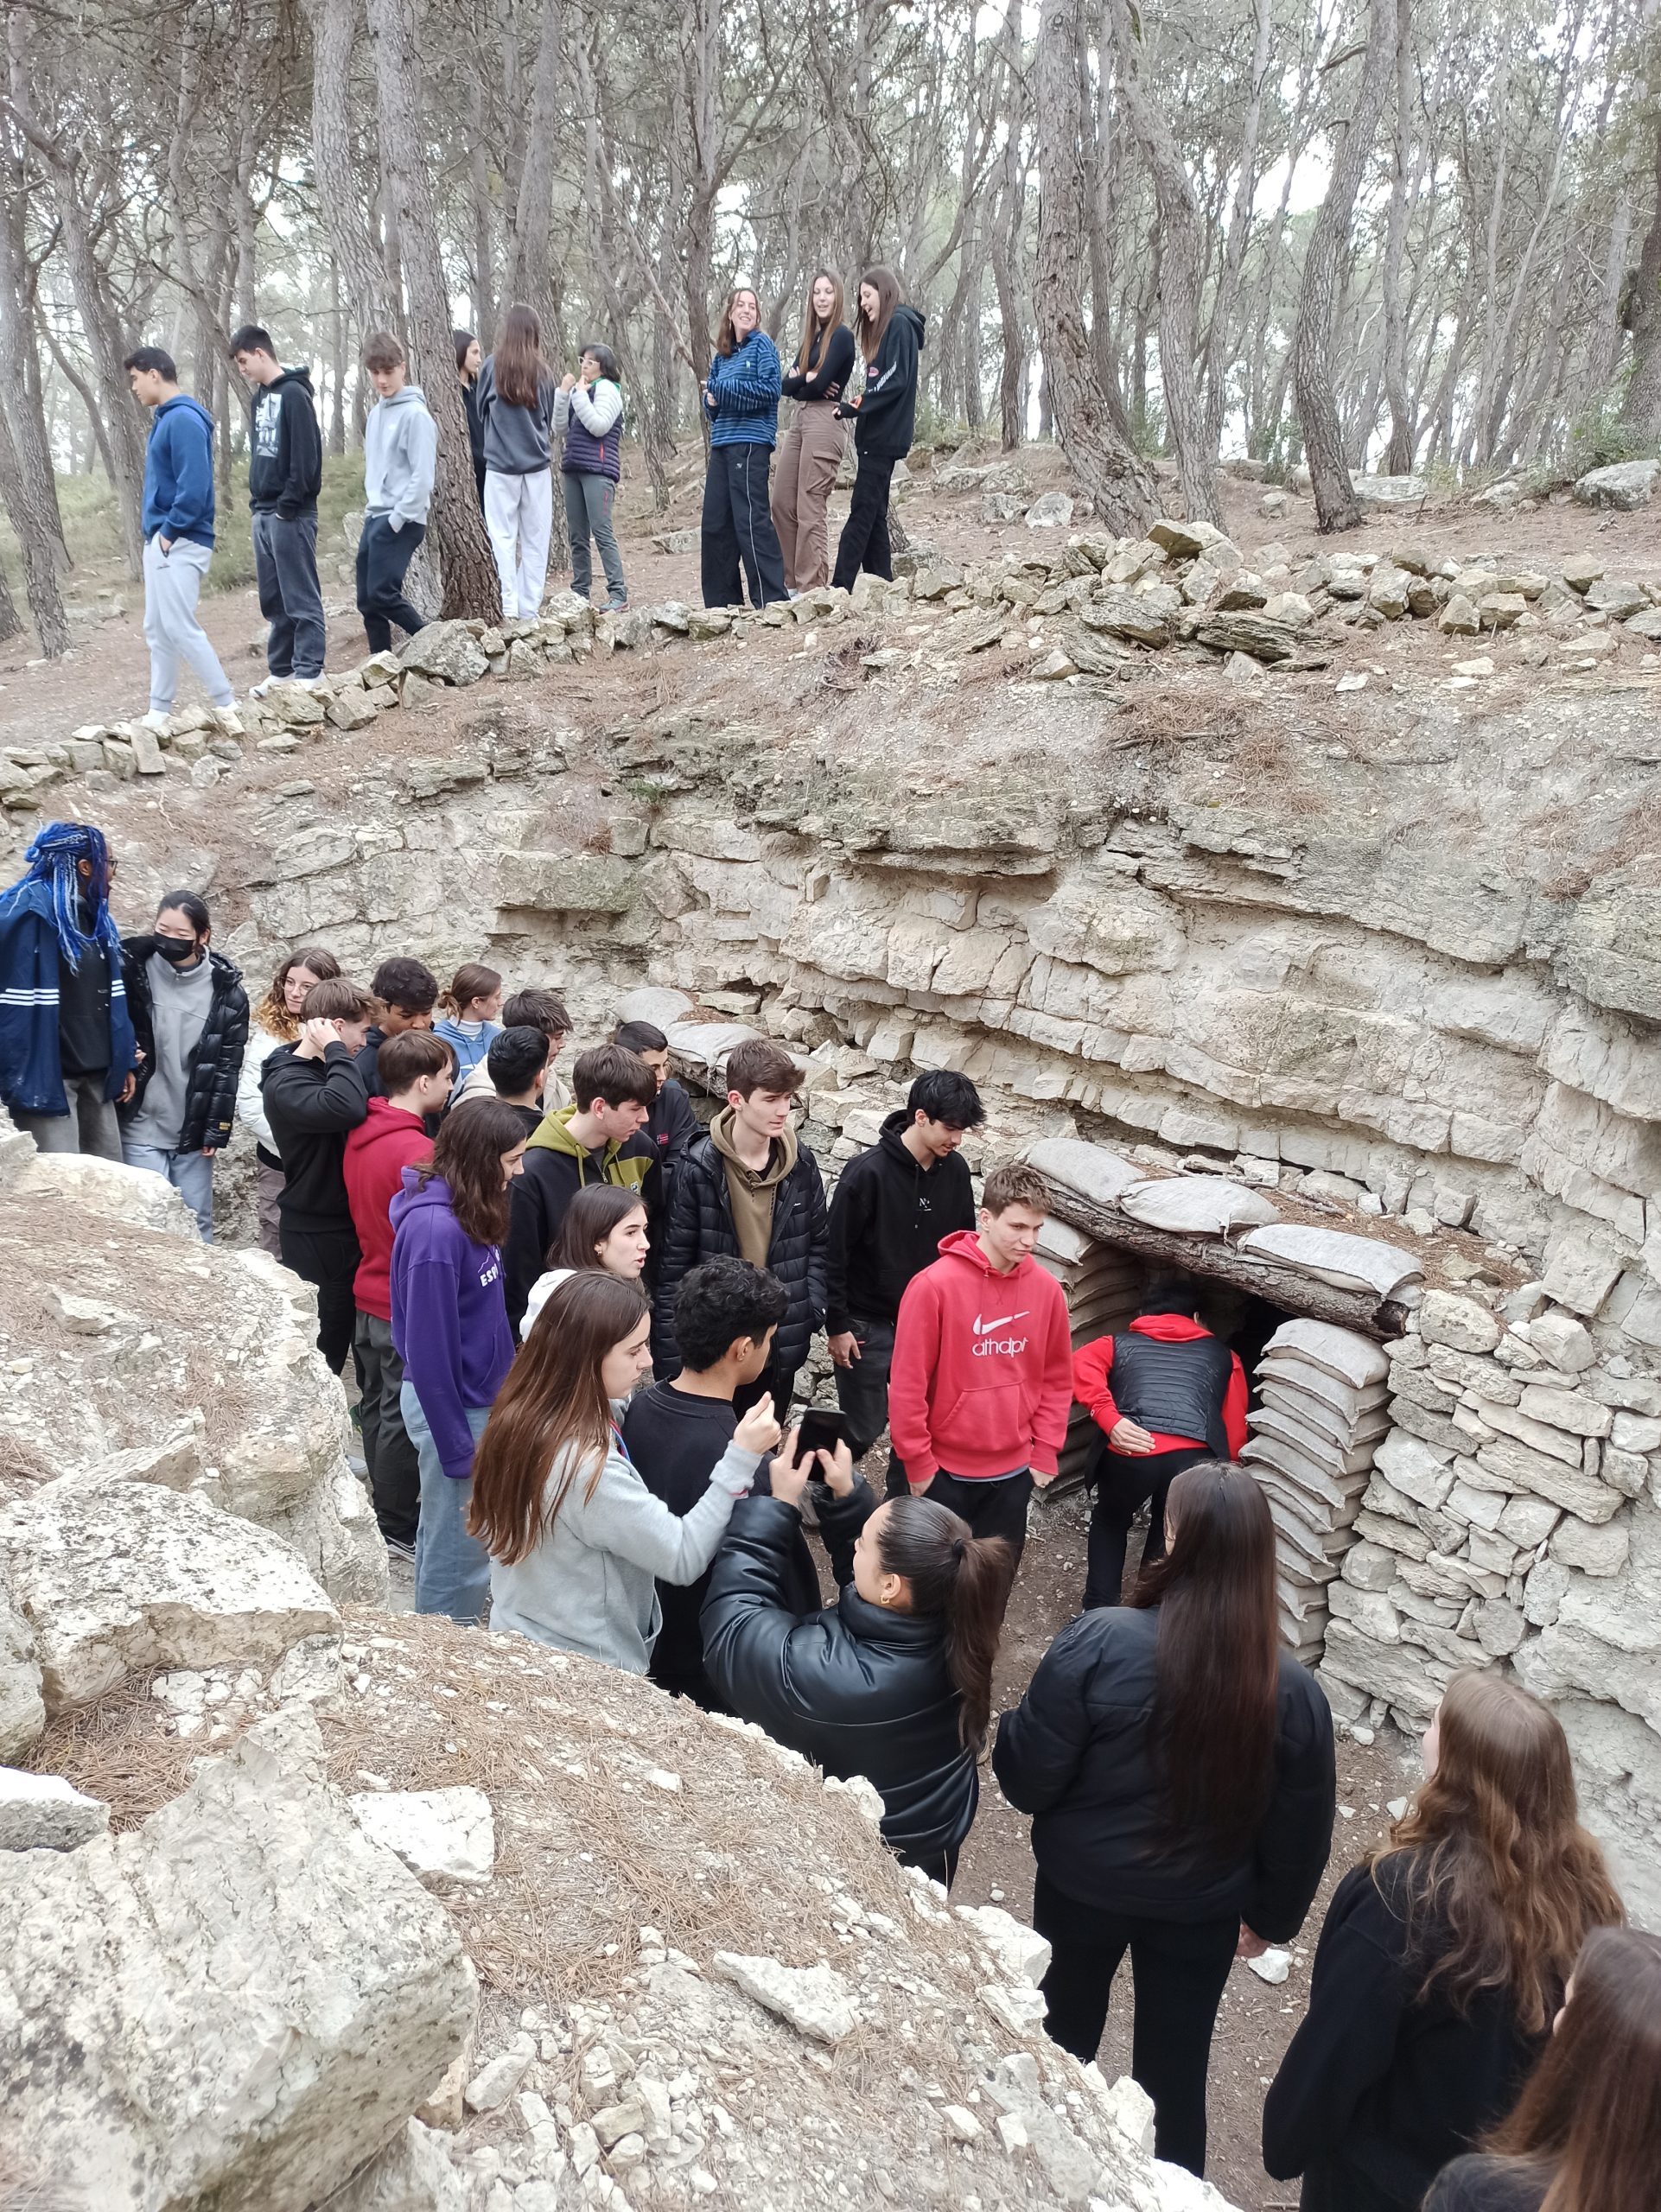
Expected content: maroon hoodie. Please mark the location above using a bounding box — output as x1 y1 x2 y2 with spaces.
343 1096 432 1319
888 1230 1073 1485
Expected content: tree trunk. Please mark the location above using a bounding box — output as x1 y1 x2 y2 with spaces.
1104 0 1219 524
1379 0 1417 473
1200 0 1272 460
365 0 501 619
303 0 397 340
0 533 23 645
506 0 565 336
1032 0 1156 532
1622 99 1661 436
0 396 68 654
1292 0 1397 532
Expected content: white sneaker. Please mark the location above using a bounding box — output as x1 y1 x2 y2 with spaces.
290 674 329 693
250 677 277 698
138 709 171 734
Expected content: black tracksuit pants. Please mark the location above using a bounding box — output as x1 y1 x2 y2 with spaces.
831 451 895 588
1085 1442 1212 1608
701 442 788 607
355 513 427 652
1034 1871 1238 2178
919 1466 1034 1574
280 1221 361 1377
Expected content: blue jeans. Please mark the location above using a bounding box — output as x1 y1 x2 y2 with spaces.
400 1382 492 1624
122 1139 215 1240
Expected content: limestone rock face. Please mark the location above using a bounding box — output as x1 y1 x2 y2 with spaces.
0 1478 340 1713
0 1563 43 1760
0 1155 387 1605
0 1708 476 2211
0 1767 109 1851
398 620 491 685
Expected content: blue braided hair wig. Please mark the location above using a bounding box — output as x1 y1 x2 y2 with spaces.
0 820 121 970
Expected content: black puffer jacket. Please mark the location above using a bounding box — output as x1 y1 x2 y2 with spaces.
993 1602 1335 1934
701 1491 977 1866
120 940 250 1153
651 1130 828 1378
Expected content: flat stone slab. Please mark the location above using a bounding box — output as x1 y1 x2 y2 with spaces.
0 1767 109 1852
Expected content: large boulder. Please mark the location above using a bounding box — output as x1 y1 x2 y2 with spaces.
0 1478 340 1713
0 1560 44 1761
0 1707 475 2210
1572 458 1658 511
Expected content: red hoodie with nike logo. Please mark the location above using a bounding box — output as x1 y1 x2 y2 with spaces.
888 1230 1074 1486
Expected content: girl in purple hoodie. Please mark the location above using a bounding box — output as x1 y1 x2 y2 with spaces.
391 1099 527 1621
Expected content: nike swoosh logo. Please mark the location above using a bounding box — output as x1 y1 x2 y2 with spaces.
973 1311 1028 1335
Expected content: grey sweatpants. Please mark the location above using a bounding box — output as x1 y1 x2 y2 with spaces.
143 535 234 712
15 1073 122 1160
251 509 326 678
563 470 626 601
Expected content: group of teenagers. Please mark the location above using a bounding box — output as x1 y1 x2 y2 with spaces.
117 259 923 732
2 833 1657 2212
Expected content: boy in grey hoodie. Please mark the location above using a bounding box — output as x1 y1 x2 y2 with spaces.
357 331 437 653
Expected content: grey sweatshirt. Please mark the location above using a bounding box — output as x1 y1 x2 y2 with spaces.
363 383 437 528
489 1409 760 1673
125 950 213 1148
475 359 559 474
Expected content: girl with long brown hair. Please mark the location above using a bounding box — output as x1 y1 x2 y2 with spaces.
454 327 486 505
237 943 341 1255
703 1457 1009 1887
830 264 926 590
994 1460 1336 2178
1426 1925 1661 2212
522 1183 650 1338
699 285 789 609
390 1098 527 1623
474 303 559 619
473 1272 782 1671
771 270 855 591
1263 1671 1624 2212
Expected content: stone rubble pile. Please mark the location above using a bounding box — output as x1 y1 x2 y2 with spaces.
10 493 1660 816
1241 1319 1391 1664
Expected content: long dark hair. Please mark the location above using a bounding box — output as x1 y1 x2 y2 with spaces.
793 270 845 375
1131 1460 1280 1859
1380 1671 1622 2033
716 287 760 359
493 302 545 409
550 1184 646 1272
853 264 902 364
454 327 477 380
469 1273 649 1564
413 1098 525 1249
872 1495 1009 1751
1487 1927 1661 2212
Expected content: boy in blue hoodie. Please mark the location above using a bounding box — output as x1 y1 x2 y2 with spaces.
358 331 436 653
124 347 236 724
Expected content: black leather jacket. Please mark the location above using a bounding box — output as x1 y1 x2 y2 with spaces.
701 1491 978 1866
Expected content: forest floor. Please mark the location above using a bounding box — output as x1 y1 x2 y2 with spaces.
3 434 1660 756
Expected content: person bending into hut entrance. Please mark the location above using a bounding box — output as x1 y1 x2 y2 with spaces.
1072 1281 1248 1609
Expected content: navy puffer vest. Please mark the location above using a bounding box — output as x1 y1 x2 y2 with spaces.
562 385 622 482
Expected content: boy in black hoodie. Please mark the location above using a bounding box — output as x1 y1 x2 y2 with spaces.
231 323 327 689
831 269 926 590
261 976 374 1373
824 1070 981 1488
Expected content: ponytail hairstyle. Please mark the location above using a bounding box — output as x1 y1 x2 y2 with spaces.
852 264 902 364
794 270 845 375
493 302 545 409
412 1097 525 1248
468 1273 649 1564
1378 1670 1622 2033
550 1183 648 1273
1131 1460 1280 1859
870 1495 1010 1751
1487 1926 1661 2212
440 963 502 1020
257 945 342 1041
716 287 760 359
156 888 211 941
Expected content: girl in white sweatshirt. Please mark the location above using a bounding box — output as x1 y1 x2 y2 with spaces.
555 342 627 610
